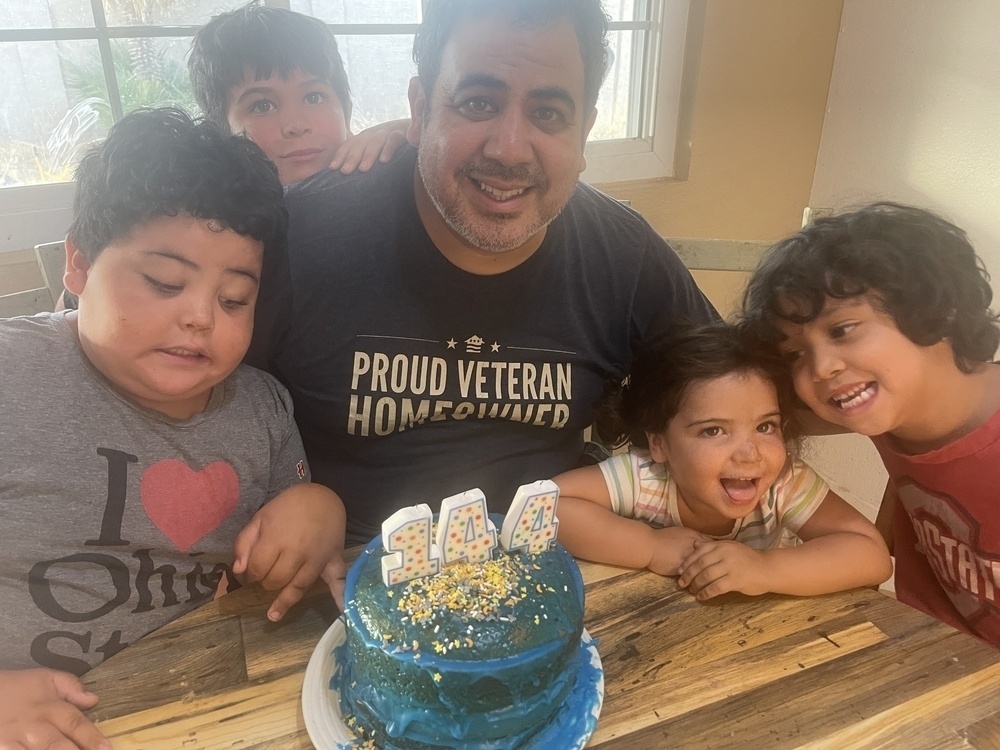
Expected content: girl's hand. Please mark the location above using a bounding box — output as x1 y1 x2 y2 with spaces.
677 540 771 599
648 527 710 576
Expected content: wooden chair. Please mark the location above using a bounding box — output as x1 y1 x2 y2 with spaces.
34 240 67 307
0 241 65 318
0 287 53 318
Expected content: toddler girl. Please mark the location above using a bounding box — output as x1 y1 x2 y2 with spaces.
554 323 891 600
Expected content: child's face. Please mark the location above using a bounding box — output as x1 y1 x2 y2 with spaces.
647 371 788 534
227 67 348 186
65 213 262 420
774 292 955 439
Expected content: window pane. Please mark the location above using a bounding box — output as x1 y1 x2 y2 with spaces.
102 0 247 27
339 34 414 130
604 0 639 24
291 0 422 25
0 40 110 187
592 29 639 141
1 0 93 30
112 36 198 114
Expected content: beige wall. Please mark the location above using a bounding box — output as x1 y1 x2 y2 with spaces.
593 0 844 318
601 0 843 240
802 0 1000 525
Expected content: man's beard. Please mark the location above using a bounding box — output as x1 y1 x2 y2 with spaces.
417 153 555 254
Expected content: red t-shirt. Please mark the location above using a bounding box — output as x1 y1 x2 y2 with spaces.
874 406 1000 647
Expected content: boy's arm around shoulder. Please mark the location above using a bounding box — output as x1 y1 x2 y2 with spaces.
554 464 707 576
328 119 409 174
0 668 109 750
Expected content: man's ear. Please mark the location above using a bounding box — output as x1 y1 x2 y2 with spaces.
647 430 670 465
63 236 92 296
406 76 427 147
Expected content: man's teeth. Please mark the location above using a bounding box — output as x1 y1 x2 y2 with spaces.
479 182 526 200
831 384 875 410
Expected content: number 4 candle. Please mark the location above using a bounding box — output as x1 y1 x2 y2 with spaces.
500 479 560 555
436 489 498 565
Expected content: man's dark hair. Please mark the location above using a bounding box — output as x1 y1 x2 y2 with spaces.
742 202 1000 373
413 0 609 113
594 322 800 450
188 1 352 131
68 107 286 265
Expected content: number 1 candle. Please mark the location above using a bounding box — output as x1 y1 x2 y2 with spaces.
381 503 441 586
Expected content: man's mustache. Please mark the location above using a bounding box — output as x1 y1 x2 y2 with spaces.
462 160 546 189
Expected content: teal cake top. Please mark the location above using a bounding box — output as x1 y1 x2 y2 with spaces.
346 530 584 667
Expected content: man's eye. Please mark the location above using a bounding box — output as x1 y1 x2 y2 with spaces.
461 98 496 115
535 107 564 123
249 99 274 115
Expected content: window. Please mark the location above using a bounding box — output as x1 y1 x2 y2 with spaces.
287 0 692 183
0 0 690 252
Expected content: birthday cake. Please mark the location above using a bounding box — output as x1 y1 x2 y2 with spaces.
331 483 593 749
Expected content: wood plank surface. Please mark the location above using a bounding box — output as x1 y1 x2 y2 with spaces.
83 558 1000 749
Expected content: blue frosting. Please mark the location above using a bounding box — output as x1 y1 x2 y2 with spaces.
333 522 588 749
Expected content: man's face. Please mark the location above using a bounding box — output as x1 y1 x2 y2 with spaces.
65 213 262 420
408 16 597 258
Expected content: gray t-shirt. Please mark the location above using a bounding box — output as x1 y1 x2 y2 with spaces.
0 313 309 673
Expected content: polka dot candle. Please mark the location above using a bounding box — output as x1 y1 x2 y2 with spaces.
379 482 562 587
500 480 560 555
381 503 441 586
435 489 498 566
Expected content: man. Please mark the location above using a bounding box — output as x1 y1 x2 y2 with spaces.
257 0 718 543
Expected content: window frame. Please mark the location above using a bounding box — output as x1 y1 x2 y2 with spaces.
584 0 692 184
0 0 692 253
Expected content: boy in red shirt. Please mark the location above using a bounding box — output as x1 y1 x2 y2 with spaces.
743 202 1000 646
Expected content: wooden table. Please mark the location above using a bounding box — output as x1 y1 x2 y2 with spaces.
84 557 1000 749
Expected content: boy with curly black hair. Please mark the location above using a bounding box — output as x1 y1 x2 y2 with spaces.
742 202 1000 646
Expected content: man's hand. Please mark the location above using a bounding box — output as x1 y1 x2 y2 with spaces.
676 540 771 600
328 119 408 174
647 527 710 576
0 669 109 750
232 484 347 620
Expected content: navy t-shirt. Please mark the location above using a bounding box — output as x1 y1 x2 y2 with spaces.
255 147 718 542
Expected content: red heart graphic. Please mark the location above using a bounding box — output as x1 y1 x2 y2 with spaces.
140 460 239 552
